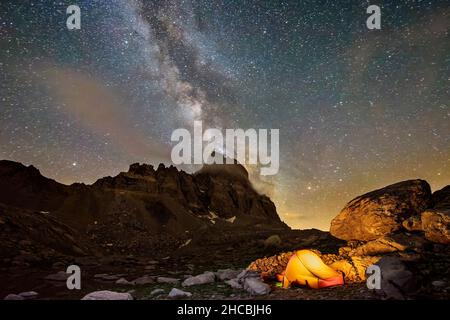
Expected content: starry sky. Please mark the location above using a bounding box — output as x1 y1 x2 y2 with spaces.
1 0 449 230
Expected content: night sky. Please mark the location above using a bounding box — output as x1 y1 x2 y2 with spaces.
1 0 449 230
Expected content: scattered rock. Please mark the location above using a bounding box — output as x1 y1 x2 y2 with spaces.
225 279 242 289
431 280 446 288
329 255 380 282
237 269 261 280
18 291 38 299
182 271 215 287
4 294 25 300
81 290 133 300
157 276 180 284
243 278 270 295
402 215 422 232
264 235 281 248
150 289 164 296
338 247 352 256
421 209 450 244
215 269 242 281
132 275 154 285
115 277 133 285
247 252 294 279
330 179 432 241
168 288 192 299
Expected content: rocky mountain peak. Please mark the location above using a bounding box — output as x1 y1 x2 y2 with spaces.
128 163 155 176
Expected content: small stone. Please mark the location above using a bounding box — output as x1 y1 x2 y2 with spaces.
115 278 133 285
157 277 179 284
243 278 271 295
168 288 192 299
133 275 154 285
150 289 164 295
432 280 446 288
182 272 215 287
225 279 243 289
237 270 259 280
18 291 38 299
215 269 242 281
81 290 133 300
264 235 281 248
4 294 25 300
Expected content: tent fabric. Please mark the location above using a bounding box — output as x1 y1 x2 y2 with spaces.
277 249 344 289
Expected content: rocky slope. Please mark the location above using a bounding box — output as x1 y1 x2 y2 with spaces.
0 159 288 259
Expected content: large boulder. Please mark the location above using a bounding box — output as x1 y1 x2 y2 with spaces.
421 209 450 244
374 256 418 299
420 185 450 244
330 180 432 241
432 185 450 209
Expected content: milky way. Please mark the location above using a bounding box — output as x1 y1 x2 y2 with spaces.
1 0 449 229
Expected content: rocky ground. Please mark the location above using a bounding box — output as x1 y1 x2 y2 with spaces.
1 225 449 300
0 160 449 300
0 228 348 300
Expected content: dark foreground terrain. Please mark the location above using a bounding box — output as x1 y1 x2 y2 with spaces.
0 160 449 300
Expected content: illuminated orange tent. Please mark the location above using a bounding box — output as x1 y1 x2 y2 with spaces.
276 250 344 289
